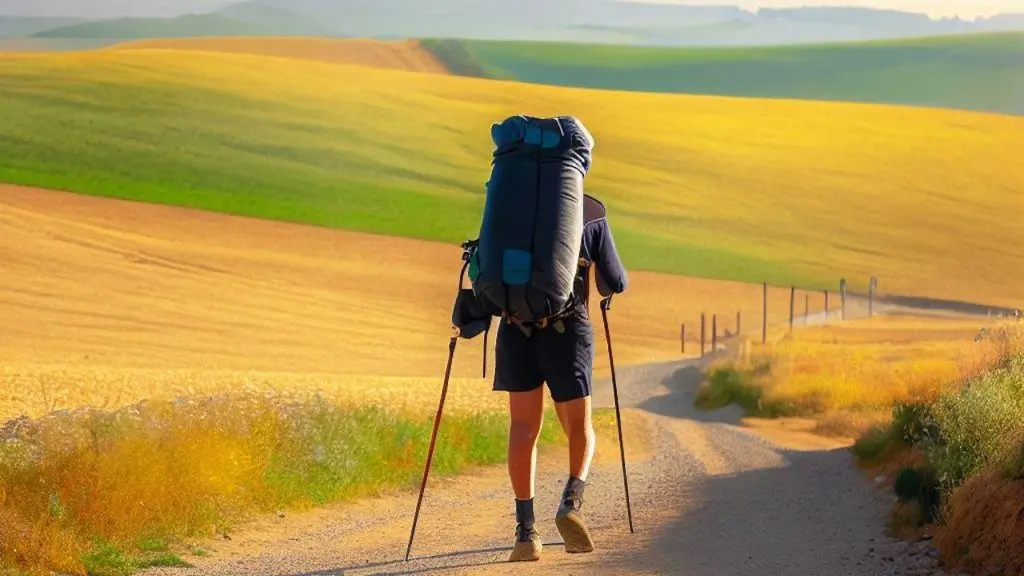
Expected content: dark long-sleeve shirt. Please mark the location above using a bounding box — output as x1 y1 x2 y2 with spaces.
572 195 628 316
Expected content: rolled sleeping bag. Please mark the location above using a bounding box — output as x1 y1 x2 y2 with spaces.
473 115 596 323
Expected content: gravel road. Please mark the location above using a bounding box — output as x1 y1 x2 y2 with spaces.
142 350 949 576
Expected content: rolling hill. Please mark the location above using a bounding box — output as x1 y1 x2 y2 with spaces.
107 38 449 72
424 32 1024 117
0 16 85 38
30 4 331 40
32 13 272 38
0 48 1021 307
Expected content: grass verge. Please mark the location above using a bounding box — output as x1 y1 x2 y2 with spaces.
694 316 1010 437
0 390 574 575
846 323 1023 573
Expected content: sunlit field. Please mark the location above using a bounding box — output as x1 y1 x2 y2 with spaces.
1 48 1021 304
697 314 1020 437
107 38 450 72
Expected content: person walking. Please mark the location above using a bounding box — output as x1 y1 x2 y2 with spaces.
493 193 628 562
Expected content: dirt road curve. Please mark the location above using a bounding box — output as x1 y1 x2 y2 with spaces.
144 353 938 576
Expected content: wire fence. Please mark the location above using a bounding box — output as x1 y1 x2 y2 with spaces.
676 276 1022 360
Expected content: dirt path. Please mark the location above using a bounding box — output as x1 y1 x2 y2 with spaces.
144 352 939 576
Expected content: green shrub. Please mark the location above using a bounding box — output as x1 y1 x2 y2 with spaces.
695 365 763 413
852 424 894 462
1001 440 1024 481
891 403 939 446
893 466 942 523
894 467 924 501
926 354 1024 492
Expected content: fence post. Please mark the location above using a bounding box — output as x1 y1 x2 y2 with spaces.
701 313 706 358
824 290 830 316
681 323 686 355
712 314 718 352
804 293 810 325
869 276 878 317
840 279 847 320
736 310 741 335
789 286 795 333
762 281 768 345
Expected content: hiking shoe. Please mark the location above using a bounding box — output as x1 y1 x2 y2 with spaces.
508 523 542 562
555 476 594 553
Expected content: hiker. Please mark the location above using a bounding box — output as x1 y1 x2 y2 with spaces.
449 115 627 561
494 191 628 562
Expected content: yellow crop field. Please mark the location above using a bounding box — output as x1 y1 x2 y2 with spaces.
0 185 799 423
106 37 451 72
704 314 1022 437
1 49 1021 308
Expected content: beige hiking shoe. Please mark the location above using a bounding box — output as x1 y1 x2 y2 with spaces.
555 476 594 553
508 523 542 562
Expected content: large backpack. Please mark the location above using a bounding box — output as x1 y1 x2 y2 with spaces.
467 115 596 325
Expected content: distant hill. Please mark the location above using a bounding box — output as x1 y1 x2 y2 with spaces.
0 16 84 38
30 6 329 39
33 13 270 38
20 1 1024 46
229 1 1024 45
424 32 1024 117
211 2 331 35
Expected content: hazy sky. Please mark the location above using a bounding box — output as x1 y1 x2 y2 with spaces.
0 0 234 18
627 0 1024 18
2 0 1021 19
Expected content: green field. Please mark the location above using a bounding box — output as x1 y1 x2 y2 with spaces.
424 32 1024 116
1 47 1022 305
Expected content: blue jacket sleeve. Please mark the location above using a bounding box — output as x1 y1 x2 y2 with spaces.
591 218 628 297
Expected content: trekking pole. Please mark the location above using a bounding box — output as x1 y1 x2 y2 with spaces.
600 296 634 534
405 327 459 562
406 251 476 562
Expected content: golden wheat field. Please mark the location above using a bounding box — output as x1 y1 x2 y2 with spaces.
106 37 450 72
0 185 803 422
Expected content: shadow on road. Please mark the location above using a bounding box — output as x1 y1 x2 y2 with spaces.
596 444 893 576
276 541 570 576
635 361 744 426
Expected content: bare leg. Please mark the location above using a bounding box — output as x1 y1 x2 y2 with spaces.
508 388 545 499
554 396 596 481
553 395 596 554
507 388 544 562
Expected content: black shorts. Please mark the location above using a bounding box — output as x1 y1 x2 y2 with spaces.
492 314 595 403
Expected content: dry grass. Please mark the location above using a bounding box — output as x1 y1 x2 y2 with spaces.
0 389 573 575
699 315 1018 437
934 472 1024 575
106 38 450 73
0 185 800 423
